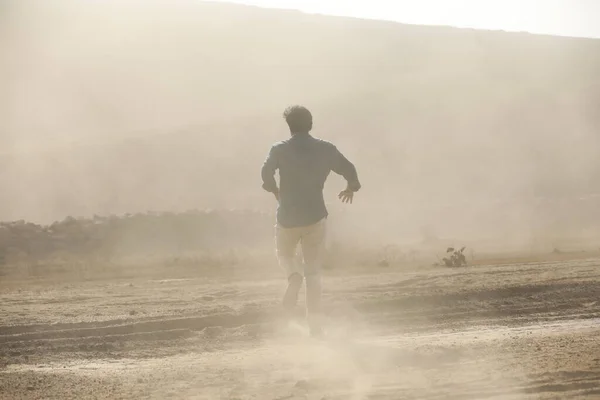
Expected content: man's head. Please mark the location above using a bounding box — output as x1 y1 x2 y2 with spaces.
283 105 313 134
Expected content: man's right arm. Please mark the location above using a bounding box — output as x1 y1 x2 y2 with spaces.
261 145 280 200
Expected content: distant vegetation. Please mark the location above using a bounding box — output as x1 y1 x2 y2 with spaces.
0 210 273 266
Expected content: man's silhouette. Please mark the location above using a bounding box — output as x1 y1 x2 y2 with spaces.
261 105 361 336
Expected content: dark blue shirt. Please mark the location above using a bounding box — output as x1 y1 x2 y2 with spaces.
261 133 361 228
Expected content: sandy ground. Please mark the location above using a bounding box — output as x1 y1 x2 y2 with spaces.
1 257 600 399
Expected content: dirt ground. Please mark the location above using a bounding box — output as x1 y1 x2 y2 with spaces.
1 255 600 399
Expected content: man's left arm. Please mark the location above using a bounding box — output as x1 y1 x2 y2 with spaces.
330 145 361 203
261 145 280 200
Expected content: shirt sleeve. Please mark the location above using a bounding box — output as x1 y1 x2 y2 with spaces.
330 145 361 192
261 145 279 193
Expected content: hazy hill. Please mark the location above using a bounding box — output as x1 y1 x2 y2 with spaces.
2 0 600 246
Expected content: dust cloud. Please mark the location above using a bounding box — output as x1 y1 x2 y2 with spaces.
2 0 600 253
2 4 600 399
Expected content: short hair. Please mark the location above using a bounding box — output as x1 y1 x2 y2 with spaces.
283 105 313 133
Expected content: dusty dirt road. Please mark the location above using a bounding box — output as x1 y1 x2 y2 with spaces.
2 257 600 399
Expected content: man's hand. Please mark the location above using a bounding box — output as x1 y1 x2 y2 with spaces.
338 189 354 204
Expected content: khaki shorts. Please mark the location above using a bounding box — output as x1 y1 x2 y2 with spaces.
275 218 327 279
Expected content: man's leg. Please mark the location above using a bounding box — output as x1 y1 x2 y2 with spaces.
300 219 327 336
275 225 303 315
283 272 303 313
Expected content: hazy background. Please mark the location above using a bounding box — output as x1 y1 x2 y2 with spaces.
2 0 600 250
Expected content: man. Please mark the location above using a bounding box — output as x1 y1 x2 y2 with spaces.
261 105 361 336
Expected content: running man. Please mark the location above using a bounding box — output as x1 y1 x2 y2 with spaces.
261 105 361 336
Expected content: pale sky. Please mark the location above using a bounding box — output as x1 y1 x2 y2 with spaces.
210 0 600 38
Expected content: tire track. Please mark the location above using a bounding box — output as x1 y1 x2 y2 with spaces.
0 311 269 344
